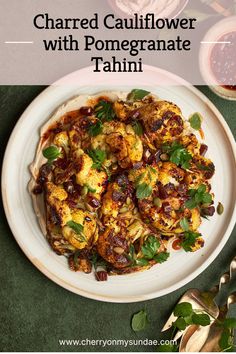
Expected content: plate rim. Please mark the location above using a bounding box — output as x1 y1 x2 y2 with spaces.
2 65 236 302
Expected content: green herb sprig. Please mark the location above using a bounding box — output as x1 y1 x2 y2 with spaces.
158 301 236 352
94 100 115 122
180 217 189 231
189 112 202 131
87 99 115 137
128 236 169 267
162 141 192 169
66 221 87 243
181 231 202 252
132 121 143 136
87 148 106 170
127 89 150 102
135 166 156 200
131 310 149 332
185 184 212 210
136 183 152 199
88 120 103 137
42 145 61 164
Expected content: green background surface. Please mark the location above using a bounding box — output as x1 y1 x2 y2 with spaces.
0 86 235 352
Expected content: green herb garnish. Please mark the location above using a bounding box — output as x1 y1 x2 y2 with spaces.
135 258 149 266
162 141 192 169
88 120 103 137
185 184 212 210
174 302 193 317
181 231 202 252
136 183 152 199
86 184 96 193
127 89 150 101
173 317 188 330
192 313 211 326
66 221 87 242
132 121 143 136
153 252 170 264
141 235 160 259
131 310 149 332
94 100 115 122
180 217 189 231
90 253 107 271
87 148 107 170
189 112 202 131
73 250 81 269
159 299 236 352
42 145 61 163
196 163 214 172
135 166 156 199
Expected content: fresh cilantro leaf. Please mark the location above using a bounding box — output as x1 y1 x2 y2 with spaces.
90 253 107 271
173 317 187 330
196 163 214 172
66 221 87 242
157 344 178 352
153 252 170 263
87 149 107 170
88 120 103 136
198 184 207 194
94 100 115 122
135 258 149 266
86 184 96 193
162 141 192 169
132 121 143 136
189 112 202 130
131 310 149 332
202 193 213 204
181 231 201 252
128 245 150 267
184 314 194 325
174 302 193 317
141 235 160 259
180 217 189 231
185 199 198 209
192 313 211 326
185 184 212 210
127 89 150 101
43 145 61 163
67 220 83 233
136 183 152 199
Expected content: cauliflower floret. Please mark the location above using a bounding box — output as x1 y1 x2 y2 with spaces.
91 121 143 169
181 134 201 156
158 162 185 186
128 165 158 189
125 134 143 162
75 151 107 195
97 227 130 269
62 209 98 250
53 131 69 149
133 100 183 144
101 183 121 218
68 129 81 150
46 182 71 226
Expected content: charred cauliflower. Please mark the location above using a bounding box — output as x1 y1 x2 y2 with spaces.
30 89 216 281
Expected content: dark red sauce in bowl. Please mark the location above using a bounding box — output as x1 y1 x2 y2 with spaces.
210 31 236 88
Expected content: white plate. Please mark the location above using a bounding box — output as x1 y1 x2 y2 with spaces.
2 66 236 303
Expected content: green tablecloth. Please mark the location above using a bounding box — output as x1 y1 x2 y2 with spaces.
0 86 235 352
